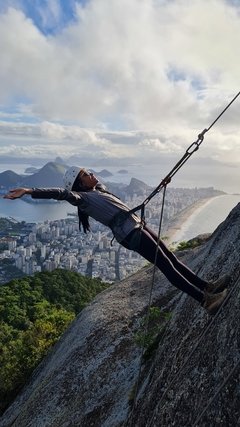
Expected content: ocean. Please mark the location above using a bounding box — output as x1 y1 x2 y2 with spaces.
170 194 240 243
0 198 77 223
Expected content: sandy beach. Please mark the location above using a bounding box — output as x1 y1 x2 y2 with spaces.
164 197 216 244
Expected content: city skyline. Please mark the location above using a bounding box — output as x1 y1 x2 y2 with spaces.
0 186 223 284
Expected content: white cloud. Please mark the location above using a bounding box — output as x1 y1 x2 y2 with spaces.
0 119 239 170
0 1 239 126
0 0 240 185
139 138 182 153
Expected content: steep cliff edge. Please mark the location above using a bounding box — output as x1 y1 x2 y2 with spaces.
1 203 240 427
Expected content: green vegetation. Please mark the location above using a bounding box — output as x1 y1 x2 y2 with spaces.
0 218 26 234
134 306 172 361
0 269 109 414
0 259 25 281
176 239 202 251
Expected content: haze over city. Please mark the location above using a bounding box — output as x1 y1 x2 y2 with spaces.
0 0 240 192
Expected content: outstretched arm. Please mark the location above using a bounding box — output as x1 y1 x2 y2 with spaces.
3 188 33 199
4 187 85 206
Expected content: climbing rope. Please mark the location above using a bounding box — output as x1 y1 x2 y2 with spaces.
129 90 240 425
130 186 168 424
129 90 240 223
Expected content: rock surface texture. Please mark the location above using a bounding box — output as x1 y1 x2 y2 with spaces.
1 203 240 427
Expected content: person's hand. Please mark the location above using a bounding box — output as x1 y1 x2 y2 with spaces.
3 188 31 199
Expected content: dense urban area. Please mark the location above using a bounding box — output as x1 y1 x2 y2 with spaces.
0 186 223 284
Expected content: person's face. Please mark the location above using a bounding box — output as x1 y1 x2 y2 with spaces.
79 169 98 189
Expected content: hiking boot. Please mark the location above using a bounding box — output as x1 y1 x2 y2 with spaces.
206 274 231 294
202 289 228 315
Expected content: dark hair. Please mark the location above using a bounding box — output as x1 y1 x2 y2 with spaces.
71 174 111 233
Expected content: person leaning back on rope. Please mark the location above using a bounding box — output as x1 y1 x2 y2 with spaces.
4 166 230 315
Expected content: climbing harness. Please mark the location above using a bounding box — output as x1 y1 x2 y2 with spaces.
129 90 240 424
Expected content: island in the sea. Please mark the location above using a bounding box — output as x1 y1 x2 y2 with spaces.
117 169 128 174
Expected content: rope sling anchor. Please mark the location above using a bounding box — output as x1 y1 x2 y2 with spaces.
128 90 240 425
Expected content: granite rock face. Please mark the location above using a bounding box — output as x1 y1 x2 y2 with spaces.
1 203 240 427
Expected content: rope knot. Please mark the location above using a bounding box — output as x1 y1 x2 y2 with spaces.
162 176 171 186
198 128 208 141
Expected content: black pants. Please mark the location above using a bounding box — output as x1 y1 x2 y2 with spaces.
121 225 207 303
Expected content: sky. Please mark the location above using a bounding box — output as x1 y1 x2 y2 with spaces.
0 0 240 191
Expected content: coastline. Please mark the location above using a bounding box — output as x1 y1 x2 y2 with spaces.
164 196 218 244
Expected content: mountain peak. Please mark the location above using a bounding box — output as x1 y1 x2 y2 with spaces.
21 162 66 187
126 177 152 196
0 170 21 187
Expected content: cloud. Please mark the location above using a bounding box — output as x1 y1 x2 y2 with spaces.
0 1 239 127
0 119 239 170
0 0 240 184
139 138 182 153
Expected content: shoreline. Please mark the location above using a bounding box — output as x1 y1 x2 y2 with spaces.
164 196 218 244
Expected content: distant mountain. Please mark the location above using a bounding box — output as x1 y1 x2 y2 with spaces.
0 170 22 188
94 169 113 178
125 177 152 196
24 167 40 174
0 163 153 197
0 162 67 189
117 169 128 174
54 157 66 165
22 162 66 187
